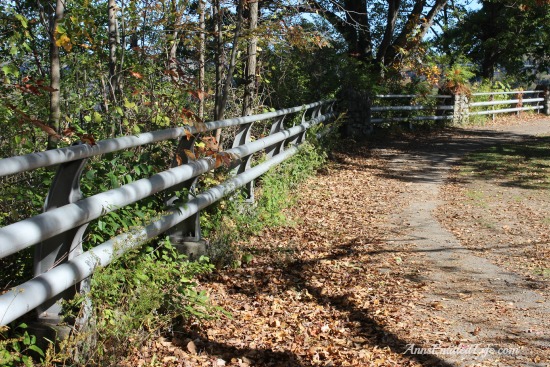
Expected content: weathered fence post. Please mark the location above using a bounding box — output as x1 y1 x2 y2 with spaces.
490 94 495 122
544 90 550 116
341 88 372 136
231 121 255 202
32 142 90 336
516 91 523 116
452 94 469 125
164 135 206 259
365 94 373 133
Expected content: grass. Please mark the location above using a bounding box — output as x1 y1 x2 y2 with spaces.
464 189 487 207
533 268 550 277
461 137 550 190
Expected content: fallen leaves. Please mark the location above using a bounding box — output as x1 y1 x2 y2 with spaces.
122 125 550 366
121 143 430 366
436 159 550 282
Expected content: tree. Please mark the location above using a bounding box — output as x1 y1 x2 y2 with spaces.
443 0 550 80
242 0 259 117
48 0 65 149
296 0 450 70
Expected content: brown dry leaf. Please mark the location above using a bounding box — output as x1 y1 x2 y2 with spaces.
184 149 196 161
184 129 194 141
175 153 183 166
187 340 197 355
79 133 96 146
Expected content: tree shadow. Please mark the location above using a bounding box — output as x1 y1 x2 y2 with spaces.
333 126 550 189
201 238 458 366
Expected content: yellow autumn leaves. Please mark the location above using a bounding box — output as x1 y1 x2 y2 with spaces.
54 26 72 52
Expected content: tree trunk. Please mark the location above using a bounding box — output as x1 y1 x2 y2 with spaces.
343 0 372 61
383 0 426 65
304 1 373 63
217 0 244 120
242 0 258 117
415 0 448 41
47 0 65 150
108 0 117 97
168 0 181 74
108 0 120 136
213 0 223 144
198 0 206 120
382 0 448 67
376 0 401 65
214 0 223 119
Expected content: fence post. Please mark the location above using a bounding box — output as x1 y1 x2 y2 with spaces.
544 90 550 116
164 135 206 259
516 91 523 116
231 121 255 202
32 143 90 334
490 94 495 122
341 88 371 136
365 94 373 133
452 93 469 125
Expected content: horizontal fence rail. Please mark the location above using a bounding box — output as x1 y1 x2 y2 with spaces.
366 90 549 127
0 102 329 178
369 94 455 126
375 94 453 99
470 90 541 96
0 100 336 326
468 92 545 119
469 98 544 107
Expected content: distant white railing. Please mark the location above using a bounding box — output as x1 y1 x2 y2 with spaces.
367 90 549 127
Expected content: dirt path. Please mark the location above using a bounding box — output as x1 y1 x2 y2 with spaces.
379 118 550 366
129 118 549 367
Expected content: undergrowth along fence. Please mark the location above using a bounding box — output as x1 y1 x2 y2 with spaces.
367 90 549 128
0 100 336 327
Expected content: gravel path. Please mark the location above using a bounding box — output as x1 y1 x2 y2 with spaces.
380 118 550 366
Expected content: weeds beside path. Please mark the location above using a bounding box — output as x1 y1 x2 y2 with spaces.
129 117 550 366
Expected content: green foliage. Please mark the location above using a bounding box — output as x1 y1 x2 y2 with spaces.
263 30 342 107
0 323 45 367
443 66 475 94
442 2 550 81
203 138 329 268
60 237 221 366
0 168 53 290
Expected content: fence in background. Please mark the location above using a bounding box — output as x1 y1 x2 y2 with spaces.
367 90 549 128
469 91 546 120
371 94 454 126
0 100 336 327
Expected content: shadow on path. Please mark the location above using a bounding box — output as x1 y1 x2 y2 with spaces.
338 126 550 188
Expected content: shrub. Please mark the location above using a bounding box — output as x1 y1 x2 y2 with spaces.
58 237 222 366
